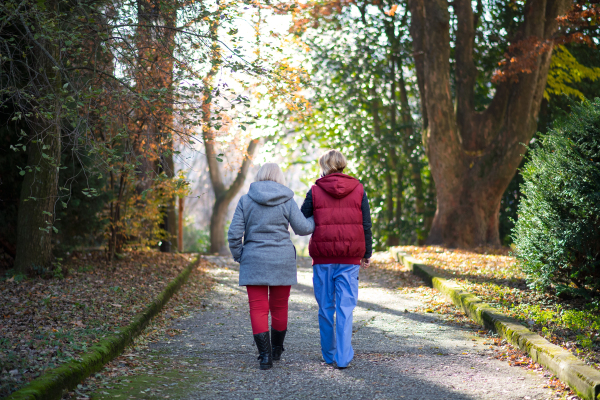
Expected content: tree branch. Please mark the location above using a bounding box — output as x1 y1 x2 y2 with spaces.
407 0 428 132
202 125 226 198
453 0 477 148
419 0 457 151
222 139 259 203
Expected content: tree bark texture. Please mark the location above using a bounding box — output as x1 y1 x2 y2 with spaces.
409 0 569 248
15 118 61 273
135 0 178 251
14 5 62 273
178 196 184 252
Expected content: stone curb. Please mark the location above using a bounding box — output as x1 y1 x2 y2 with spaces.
389 248 600 400
6 256 200 400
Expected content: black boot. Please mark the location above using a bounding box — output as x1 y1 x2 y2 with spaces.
271 328 286 361
253 331 272 370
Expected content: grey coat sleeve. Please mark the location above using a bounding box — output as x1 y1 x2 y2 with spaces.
227 197 245 262
288 199 315 236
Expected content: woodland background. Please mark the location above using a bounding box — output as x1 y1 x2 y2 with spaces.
1 0 599 272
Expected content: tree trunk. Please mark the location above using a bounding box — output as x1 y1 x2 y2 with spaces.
385 168 399 247
108 170 127 261
159 151 176 253
397 61 426 242
14 1 61 274
204 137 258 255
178 196 184 252
202 16 258 255
135 0 178 247
209 196 230 255
15 116 61 273
423 176 436 236
409 0 570 248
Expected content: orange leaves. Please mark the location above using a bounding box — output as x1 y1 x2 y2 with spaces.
493 3 599 85
281 0 357 34
492 37 553 84
396 245 519 280
557 3 600 29
384 4 398 17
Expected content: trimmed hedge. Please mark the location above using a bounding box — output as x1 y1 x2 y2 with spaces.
513 98 600 298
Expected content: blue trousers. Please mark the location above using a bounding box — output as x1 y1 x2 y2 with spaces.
312 263 360 367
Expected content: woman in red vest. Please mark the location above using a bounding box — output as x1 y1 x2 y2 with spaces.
300 149 372 369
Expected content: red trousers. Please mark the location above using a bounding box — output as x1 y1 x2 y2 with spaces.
246 285 291 334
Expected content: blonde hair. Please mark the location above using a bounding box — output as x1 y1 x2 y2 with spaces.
255 163 286 185
319 149 347 176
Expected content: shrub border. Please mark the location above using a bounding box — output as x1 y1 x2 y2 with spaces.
6 256 200 400
389 248 600 400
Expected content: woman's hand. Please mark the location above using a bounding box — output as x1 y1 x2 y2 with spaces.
360 258 370 268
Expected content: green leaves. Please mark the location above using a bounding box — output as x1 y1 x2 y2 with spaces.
514 98 600 298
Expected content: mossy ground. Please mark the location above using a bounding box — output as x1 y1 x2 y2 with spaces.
0 251 199 398
393 246 600 371
88 356 215 400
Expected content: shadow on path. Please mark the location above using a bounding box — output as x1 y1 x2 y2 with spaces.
88 256 552 400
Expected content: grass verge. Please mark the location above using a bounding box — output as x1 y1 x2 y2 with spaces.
389 247 600 400
392 245 600 372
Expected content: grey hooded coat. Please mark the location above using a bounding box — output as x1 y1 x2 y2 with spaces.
228 180 315 286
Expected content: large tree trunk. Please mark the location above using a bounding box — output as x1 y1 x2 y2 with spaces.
163 151 177 252
203 131 258 254
14 1 61 274
202 14 258 255
15 117 61 273
409 0 569 248
209 196 230 255
135 0 178 251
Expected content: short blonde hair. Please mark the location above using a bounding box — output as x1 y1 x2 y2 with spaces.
319 149 347 176
255 163 286 185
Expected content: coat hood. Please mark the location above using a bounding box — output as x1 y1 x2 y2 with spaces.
247 181 294 206
315 173 360 199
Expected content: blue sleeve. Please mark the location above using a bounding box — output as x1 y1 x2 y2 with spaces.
362 192 372 259
300 188 313 218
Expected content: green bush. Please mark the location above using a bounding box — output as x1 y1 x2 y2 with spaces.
513 98 600 298
183 224 210 253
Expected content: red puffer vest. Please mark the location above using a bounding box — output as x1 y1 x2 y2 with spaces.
308 173 365 265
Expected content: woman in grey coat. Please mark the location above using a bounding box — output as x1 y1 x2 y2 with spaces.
228 163 314 370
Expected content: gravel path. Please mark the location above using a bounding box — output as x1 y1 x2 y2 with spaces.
91 256 553 400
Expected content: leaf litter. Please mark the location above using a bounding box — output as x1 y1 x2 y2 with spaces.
3 249 582 399
368 250 582 400
0 250 212 398
61 257 215 399
393 245 600 376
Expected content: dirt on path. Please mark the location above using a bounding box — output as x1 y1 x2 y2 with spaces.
87 256 556 400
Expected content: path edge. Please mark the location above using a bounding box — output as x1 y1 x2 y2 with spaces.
6 256 200 400
389 248 600 400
